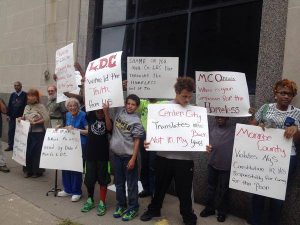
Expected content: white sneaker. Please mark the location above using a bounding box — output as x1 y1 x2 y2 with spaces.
71 194 81 202
57 190 71 197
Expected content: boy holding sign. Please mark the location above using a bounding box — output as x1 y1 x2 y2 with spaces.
81 104 112 216
200 116 235 222
140 77 198 225
110 94 144 221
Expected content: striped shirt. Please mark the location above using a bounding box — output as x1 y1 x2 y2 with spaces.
255 103 300 155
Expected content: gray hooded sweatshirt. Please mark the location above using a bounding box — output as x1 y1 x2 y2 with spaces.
110 108 144 156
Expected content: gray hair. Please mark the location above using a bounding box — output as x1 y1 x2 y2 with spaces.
65 97 80 110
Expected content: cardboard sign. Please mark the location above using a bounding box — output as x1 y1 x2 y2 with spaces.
196 71 250 117
55 43 77 103
12 120 30 166
229 124 292 200
85 51 124 112
40 129 83 173
127 57 178 98
56 71 82 103
146 104 209 151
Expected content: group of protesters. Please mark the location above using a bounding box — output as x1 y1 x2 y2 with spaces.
0 63 300 225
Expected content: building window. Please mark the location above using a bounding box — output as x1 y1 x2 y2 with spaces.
94 0 262 94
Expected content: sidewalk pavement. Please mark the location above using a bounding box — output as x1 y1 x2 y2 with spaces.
0 141 249 225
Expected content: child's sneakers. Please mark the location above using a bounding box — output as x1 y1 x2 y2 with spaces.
113 206 127 218
81 197 95 212
122 208 138 221
96 201 106 216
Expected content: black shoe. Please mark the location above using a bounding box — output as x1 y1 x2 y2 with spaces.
200 208 215 217
138 190 152 198
140 210 161 221
217 214 226 222
4 147 13 151
0 165 10 173
31 173 43 178
24 172 33 178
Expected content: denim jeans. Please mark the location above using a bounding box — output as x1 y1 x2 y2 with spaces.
113 154 139 210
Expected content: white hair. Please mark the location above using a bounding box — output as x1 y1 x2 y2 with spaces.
65 97 80 110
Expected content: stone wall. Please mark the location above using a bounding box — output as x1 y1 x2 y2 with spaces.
0 0 81 94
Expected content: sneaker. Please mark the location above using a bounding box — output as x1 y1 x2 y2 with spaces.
140 210 161 221
138 190 152 198
113 206 127 218
122 208 138 221
96 200 106 216
71 195 81 202
0 165 10 173
200 207 215 217
57 190 71 197
81 197 95 212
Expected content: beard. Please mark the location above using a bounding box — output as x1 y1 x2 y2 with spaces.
48 94 57 101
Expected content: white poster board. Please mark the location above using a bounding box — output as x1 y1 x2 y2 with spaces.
196 71 250 117
146 104 209 151
40 129 83 173
127 57 178 98
229 124 292 200
12 120 30 166
56 71 82 103
55 43 77 103
85 51 124 112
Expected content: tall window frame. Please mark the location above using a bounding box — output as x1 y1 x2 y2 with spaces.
93 0 263 93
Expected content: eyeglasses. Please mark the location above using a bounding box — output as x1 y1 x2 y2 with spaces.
276 91 294 97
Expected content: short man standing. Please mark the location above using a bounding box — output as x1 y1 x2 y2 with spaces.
6 81 27 151
46 85 67 127
0 98 10 172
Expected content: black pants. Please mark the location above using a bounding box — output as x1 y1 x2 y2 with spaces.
205 165 230 215
24 132 45 174
140 133 156 195
148 156 197 225
8 118 16 149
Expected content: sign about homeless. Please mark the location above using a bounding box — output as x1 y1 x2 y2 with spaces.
12 120 30 166
229 124 292 200
196 71 250 117
146 104 209 151
127 57 178 99
85 51 124 112
40 129 83 172
55 43 77 103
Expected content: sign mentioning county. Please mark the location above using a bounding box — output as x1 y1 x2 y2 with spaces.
127 57 178 99
55 43 77 103
229 124 292 200
12 120 30 166
40 129 83 173
196 71 251 117
85 51 124 112
146 104 209 151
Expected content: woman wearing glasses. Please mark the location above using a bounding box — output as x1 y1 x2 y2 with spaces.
249 79 300 225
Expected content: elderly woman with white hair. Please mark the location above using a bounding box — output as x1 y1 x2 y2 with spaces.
57 97 88 202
